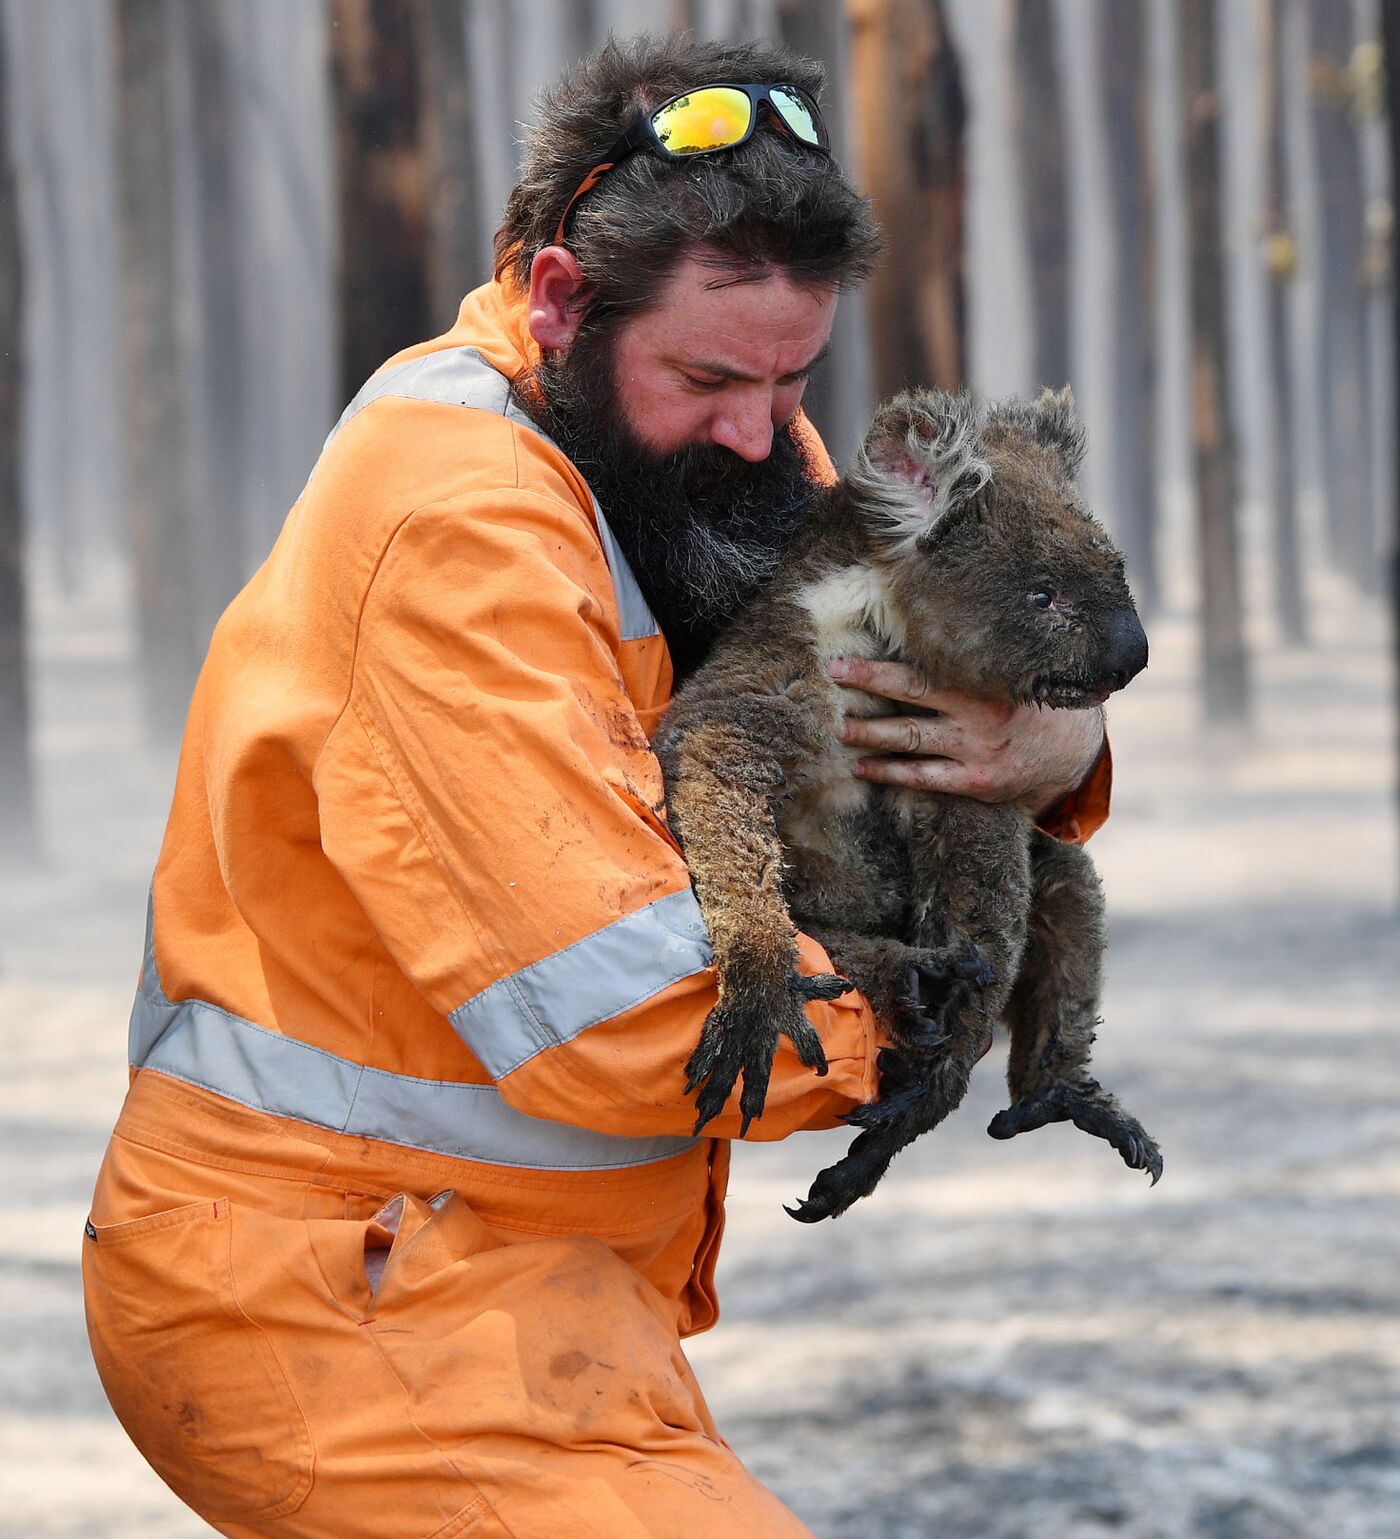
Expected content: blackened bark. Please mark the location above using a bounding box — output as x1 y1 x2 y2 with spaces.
775 0 874 457
115 0 200 743
849 0 967 397
1099 0 1159 615
0 17 37 862
16 17 79 593
184 0 248 636
1307 0 1375 590
1260 0 1307 644
418 0 482 328
331 0 431 403
1181 0 1251 723
1380 0 1400 883
1011 0 1070 390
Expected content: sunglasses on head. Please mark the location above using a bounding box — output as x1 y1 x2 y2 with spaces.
552 82 831 245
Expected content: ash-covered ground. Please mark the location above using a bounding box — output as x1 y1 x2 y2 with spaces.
2 572 1396 1539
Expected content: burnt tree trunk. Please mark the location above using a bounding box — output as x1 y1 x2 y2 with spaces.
0 17 37 863
1260 0 1307 644
115 0 200 743
1181 0 1251 724
13 15 80 593
418 0 482 329
1098 0 1159 615
775 0 874 457
849 0 967 397
1307 0 1375 590
1381 0 1400 889
330 0 432 403
181 0 248 638
1011 0 1070 390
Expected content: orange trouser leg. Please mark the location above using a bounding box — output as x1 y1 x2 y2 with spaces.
84 1157 813 1539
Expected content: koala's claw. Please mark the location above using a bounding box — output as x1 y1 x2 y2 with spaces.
899 950 993 1018
954 954 998 991
686 1031 772 1137
780 984 833 1076
987 1084 1163 1185
785 1138 890 1223
791 970 855 1005
784 1182 843 1224
686 981 832 1136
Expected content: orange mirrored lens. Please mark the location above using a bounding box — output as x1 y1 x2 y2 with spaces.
651 87 752 155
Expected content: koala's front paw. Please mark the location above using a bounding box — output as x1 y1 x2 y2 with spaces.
686 971 844 1136
893 945 996 1049
988 1081 1163 1184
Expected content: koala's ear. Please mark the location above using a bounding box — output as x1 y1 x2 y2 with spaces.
848 390 990 554
1032 384 1088 475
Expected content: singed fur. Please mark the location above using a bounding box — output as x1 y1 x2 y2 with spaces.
654 388 1162 1220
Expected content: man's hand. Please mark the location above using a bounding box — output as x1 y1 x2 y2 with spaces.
827 657 1105 819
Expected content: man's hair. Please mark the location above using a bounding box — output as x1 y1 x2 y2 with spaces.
493 33 882 327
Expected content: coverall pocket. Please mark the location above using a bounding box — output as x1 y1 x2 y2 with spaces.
419 1494 499 1538
83 1199 314 1524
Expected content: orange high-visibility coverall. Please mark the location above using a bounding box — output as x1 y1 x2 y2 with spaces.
84 276 1110 1539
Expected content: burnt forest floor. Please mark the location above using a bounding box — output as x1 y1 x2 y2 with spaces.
2 568 1397 1539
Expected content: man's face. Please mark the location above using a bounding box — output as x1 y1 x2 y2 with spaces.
607 255 838 460
529 252 838 677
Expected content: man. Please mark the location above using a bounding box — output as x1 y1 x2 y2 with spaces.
84 35 1108 1538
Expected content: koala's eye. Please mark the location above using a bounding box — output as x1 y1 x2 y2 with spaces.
1030 588 1055 610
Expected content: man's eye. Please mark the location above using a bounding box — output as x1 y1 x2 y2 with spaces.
683 374 724 392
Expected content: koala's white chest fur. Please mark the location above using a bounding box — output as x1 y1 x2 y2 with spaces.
784 563 907 836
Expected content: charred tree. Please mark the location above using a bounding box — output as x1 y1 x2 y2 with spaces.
12 13 80 594
0 17 37 863
1260 0 1307 644
181 0 249 638
848 0 967 396
1181 0 1251 724
1307 0 1375 590
775 0 874 456
1010 0 1071 390
418 0 482 328
1381 0 1400 882
330 0 432 403
115 0 200 743
1098 0 1159 615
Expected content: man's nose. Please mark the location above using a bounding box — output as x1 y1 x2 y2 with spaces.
710 396 775 462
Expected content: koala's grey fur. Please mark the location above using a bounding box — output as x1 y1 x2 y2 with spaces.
653 387 1161 1221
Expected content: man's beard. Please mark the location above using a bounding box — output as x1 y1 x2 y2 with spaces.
520 325 822 681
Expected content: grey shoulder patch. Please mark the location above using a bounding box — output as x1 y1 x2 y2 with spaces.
321 346 659 642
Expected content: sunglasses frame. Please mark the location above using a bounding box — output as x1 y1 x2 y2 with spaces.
552 82 831 246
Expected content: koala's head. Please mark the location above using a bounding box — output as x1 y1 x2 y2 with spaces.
847 387 1147 707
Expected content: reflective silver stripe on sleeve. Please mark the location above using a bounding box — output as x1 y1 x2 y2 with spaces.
129 896 697 1171
448 887 713 1081
322 345 659 641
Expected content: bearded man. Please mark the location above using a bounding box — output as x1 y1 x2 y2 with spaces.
84 35 1109 1539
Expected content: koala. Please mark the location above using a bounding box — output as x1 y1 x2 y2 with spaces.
653 387 1161 1222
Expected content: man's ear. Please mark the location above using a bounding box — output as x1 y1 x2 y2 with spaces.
527 246 588 350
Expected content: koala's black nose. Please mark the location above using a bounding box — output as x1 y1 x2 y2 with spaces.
1103 608 1149 690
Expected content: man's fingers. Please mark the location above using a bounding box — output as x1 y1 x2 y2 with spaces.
828 656 946 708
841 713 961 756
828 657 1018 728
853 755 995 798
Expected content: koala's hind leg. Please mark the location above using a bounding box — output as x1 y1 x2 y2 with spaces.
987 834 1163 1183
788 799 1026 1222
